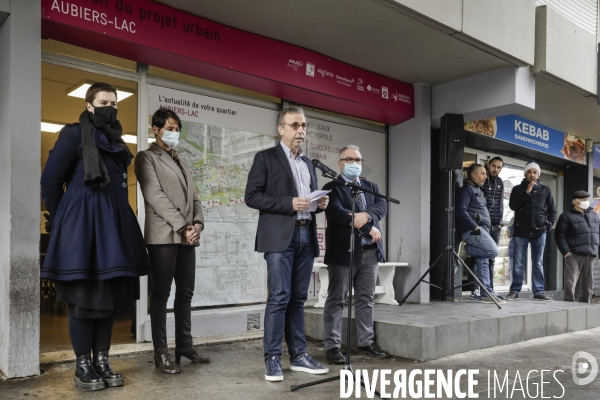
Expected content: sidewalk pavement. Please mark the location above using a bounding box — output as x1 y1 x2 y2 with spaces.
2 328 600 399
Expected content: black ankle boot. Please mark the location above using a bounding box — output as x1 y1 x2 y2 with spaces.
93 351 124 387
74 354 105 391
175 347 211 364
154 352 180 374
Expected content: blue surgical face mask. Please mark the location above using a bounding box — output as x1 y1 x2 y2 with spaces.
161 129 180 148
343 163 362 180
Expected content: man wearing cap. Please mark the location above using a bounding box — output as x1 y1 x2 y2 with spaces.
507 161 557 301
554 190 600 302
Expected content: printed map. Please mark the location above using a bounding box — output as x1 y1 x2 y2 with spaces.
167 121 278 308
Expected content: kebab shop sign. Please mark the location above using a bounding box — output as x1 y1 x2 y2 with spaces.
465 115 587 165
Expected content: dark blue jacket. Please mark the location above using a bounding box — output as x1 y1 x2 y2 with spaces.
482 175 504 225
456 179 491 236
322 176 387 266
40 124 150 281
509 178 557 238
245 145 322 255
554 206 600 256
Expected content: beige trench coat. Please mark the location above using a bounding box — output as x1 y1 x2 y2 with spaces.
135 143 203 246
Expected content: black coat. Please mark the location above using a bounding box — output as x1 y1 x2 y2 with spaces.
40 124 150 281
455 180 491 236
554 206 600 256
482 175 504 225
322 176 387 266
245 144 322 255
509 178 557 238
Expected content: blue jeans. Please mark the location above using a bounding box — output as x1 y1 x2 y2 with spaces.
263 225 315 362
462 229 498 296
510 233 546 295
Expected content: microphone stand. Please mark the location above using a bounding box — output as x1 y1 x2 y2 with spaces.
291 172 399 399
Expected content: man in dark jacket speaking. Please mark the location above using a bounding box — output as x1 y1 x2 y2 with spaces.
506 161 557 301
554 190 600 302
456 164 502 304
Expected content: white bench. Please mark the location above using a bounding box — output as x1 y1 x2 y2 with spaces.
313 262 409 308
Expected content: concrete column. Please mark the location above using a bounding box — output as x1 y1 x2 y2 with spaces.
388 84 431 303
0 0 41 379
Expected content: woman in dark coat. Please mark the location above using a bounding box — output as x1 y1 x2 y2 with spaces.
135 109 207 374
41 82 150 391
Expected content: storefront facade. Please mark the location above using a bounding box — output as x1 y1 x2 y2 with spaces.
2 0 599 380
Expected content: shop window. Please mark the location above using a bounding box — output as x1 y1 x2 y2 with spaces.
40 62 139 352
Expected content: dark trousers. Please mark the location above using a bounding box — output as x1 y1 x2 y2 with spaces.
564 253 594 302
147 244 196 354
324 248 378 350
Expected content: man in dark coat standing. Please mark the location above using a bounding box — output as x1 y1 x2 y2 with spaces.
245 106 329 382
482 157 505 293
321 145 390 365
554 190 600 302
507 161 557 301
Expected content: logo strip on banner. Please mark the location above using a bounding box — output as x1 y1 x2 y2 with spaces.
41 0 414 125
465 115 587 165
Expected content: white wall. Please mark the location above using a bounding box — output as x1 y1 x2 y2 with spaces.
462 0 536 65
431 66 535 127
535 5 598 95
0 0 41 379
388 84 431 303
389 0 536 65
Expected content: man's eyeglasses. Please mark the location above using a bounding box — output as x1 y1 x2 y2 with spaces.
339 158 364 165
279 122 308 131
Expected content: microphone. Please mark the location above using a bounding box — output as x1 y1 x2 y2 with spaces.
312 159 338 178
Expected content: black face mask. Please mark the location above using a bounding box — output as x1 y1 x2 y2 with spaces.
93 105 118 126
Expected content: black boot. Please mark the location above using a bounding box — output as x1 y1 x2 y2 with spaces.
74 354 105 391
175 347 211 364
154 352 180 374
93 351 124 387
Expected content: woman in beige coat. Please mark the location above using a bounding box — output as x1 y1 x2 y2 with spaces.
135 109 208 374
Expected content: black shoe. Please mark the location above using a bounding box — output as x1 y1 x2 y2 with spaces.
358 343 391 358
533 292 553 302
74 354 105 391
326 347 346 364
93 351 124 387
154 352 181 374
175 347 211 364
505 291 519 301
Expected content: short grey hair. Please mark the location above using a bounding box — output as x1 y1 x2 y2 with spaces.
277 106 304 125
339 145 360 158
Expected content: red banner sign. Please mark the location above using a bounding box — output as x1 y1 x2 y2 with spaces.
42 0 414 124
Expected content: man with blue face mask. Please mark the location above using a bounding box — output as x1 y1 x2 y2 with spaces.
321 145 390 364
554 190 600 302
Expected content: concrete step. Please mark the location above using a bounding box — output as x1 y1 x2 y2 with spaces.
304 299 600 361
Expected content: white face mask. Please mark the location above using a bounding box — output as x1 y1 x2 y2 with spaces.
161 129 180 148
578 200 590 209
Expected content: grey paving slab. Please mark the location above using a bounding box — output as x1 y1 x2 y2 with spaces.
304 300 600 361
469 318 499 351
524 312 547 341
547 310 568 335
568 308 587 332
436 323 470 358
498 315 524 345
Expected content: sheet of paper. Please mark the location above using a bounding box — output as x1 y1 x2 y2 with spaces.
309 190 331 212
